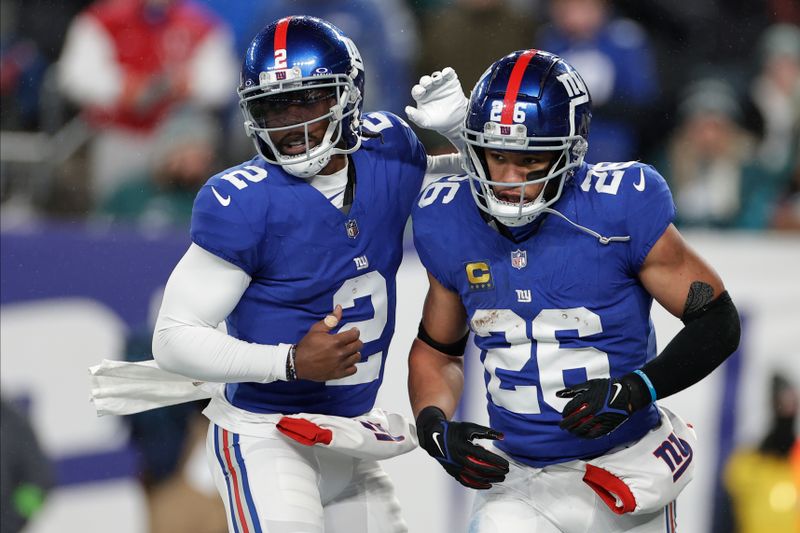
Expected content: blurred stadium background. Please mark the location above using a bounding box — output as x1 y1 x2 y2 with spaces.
1 1 798 532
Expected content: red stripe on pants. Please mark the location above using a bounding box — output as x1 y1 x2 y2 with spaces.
222 429 250 533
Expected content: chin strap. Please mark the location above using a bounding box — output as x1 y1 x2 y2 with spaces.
490 206 631 245
541 207 631 245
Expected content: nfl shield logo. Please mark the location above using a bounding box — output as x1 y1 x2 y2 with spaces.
345 219 359 239
511 249 527 269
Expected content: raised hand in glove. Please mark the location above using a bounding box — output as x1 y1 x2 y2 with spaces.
556 373 652 439
416 406 509 489
404 67 468 151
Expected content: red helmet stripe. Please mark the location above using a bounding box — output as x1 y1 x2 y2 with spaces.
500 49 537 124
275 17 291 52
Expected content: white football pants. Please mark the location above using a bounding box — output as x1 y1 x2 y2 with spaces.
206 423 407 533
468 448 678 533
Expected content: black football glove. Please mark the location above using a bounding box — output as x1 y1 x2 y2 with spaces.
556 374 651 439
416 406 509 489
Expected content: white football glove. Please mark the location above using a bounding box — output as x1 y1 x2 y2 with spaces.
405 67 468 151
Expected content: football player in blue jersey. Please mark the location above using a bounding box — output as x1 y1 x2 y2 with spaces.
409 50 741 532
150 15 465 533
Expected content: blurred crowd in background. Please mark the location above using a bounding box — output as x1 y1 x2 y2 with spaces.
0 0 798 232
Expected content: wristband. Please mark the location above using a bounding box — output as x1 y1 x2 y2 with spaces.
633 369 657 403
286 344 298 381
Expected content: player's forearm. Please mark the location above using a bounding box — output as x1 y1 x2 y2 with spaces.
152 322 291 383
153 243 291 383
640 291 740 400
620 291 740 412
408 339 464 419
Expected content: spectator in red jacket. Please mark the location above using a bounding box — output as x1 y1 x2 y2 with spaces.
57 0 237 205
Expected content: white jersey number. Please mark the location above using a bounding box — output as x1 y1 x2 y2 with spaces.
580 161 637 196
326 271 387 386
418 175 468 207
472 307 609 414
362 112 394 133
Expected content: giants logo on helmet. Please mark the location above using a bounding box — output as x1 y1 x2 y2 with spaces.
557 71 590 136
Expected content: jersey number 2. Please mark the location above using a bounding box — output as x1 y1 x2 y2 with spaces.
326 271 387 386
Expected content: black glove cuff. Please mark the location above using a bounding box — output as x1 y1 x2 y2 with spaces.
416 406 447 428
416 406 447 449
620 373 652 412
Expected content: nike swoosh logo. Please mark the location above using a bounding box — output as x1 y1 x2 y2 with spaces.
634 168 646 191
431 431 445 457
610 382 623 405
212 186 231 207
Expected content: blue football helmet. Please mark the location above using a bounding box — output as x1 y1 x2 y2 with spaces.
239 16 366 178
463 50 591 226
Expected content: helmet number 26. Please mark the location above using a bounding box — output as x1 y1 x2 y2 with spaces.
490 101 526 123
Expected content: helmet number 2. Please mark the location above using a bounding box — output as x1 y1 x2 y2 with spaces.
490 101 526 123
274 48 287 69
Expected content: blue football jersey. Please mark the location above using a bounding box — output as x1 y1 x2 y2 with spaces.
191 112 426 417
412 161 676 467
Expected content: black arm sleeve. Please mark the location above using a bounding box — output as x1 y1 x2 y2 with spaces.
636 291 740 403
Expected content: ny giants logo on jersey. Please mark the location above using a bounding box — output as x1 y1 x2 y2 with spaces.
464 261 494 291
353 255 369 270
359 421 405 442
652 432 693 482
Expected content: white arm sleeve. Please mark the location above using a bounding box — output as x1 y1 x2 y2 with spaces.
152 243 291 383
423 153 464 190
426 153 463 176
